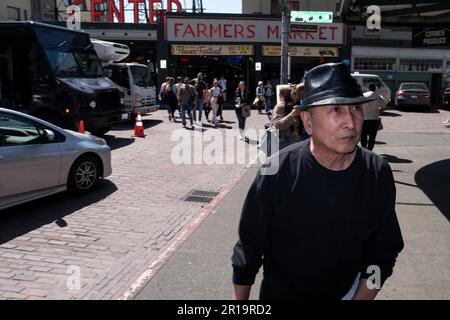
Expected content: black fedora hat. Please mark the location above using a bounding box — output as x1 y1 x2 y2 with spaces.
302 62 377 108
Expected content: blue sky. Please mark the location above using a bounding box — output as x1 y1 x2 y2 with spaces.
198 0 242 13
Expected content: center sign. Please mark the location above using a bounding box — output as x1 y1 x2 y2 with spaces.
166 17 344 45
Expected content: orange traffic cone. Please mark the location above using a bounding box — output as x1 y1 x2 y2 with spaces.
133 112 145 137
78 120 85 134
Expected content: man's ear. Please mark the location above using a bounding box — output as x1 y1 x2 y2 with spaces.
300 110 313 136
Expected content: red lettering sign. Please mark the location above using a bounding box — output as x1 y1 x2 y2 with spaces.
128 0 144 23
90 0 104 21
88 0 185 24
247 25 256 38
318 26 326 40
267 25 278 39
149 0 163 23
197 24 208 38
329 26 338 40
234 24 244 38
210 24 222 38
108 0 124 23
174 22 183 37
223 24 232 38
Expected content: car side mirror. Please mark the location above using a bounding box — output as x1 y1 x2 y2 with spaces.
43 129 55 142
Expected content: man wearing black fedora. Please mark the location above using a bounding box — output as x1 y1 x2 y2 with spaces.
231 62 404 300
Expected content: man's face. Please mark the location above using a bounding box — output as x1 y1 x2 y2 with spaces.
301 104 363 155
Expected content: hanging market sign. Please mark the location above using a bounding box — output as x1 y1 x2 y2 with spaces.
167 18 344 44
262 46 339 57
171 44 254 56
412 28 450 48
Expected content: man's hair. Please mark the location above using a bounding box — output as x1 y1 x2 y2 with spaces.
177 76 182 82
368 83 376 92
165 77 170 82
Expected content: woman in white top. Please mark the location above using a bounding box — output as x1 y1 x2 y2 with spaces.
209 79 222 127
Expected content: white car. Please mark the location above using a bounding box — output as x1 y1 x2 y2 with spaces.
0 108 112 210
351 73 391 109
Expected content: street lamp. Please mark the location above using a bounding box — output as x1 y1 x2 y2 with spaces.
279 0 290 84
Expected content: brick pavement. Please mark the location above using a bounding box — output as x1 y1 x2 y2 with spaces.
0 108 271 300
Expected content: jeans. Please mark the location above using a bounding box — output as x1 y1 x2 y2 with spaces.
181 104 193 126
193 98 204 122
265 97 271 112
235 108 246 136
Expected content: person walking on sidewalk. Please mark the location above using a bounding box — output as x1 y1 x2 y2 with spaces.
194 72 208 124
219 75 228 102
177 77 196 129
256 81 265 114
264 81 274 115
234 81 251 141
231 62 404 300
361 83 384 151
159 77 171 121
209 78 222 128
271 84 303 149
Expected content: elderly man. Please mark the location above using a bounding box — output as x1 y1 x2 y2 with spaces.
231 62 404 300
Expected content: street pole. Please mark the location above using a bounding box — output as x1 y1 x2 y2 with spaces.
280 0 290 84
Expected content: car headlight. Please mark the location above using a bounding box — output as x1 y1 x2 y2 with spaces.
89 100 96 108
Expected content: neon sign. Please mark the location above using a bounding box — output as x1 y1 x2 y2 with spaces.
89 0 183 24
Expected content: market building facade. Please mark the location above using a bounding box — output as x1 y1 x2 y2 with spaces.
157 13 346 96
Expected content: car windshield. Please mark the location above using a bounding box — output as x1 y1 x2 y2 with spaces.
401 83 428 91
130 65 153 87
35 27 104 77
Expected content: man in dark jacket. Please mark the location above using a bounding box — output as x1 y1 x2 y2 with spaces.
231 62 404 300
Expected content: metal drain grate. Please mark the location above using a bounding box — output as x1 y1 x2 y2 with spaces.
183 189 220 203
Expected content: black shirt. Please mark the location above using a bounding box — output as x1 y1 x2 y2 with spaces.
231 140 404 299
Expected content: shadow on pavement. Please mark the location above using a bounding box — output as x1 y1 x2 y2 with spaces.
103 136 135 151
375 141 387 145
0 180 118 244
415 159 450 222
380 154 413 164
112 119 164 131
380 111 402 117
395 106 440 113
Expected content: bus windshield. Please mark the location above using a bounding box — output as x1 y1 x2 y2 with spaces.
35 27 104 77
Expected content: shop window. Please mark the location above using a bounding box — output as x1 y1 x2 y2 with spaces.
399 59 443 72
446 61 450 73
354 58 396 71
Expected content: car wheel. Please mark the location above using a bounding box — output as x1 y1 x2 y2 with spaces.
91 126 111 136
68 155 99 194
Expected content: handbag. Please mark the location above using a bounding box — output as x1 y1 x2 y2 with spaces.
252 97 259 106
241 104 251 118
377 118 383 131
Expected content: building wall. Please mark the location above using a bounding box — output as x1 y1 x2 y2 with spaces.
0 0 32 21
242 0 340 15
